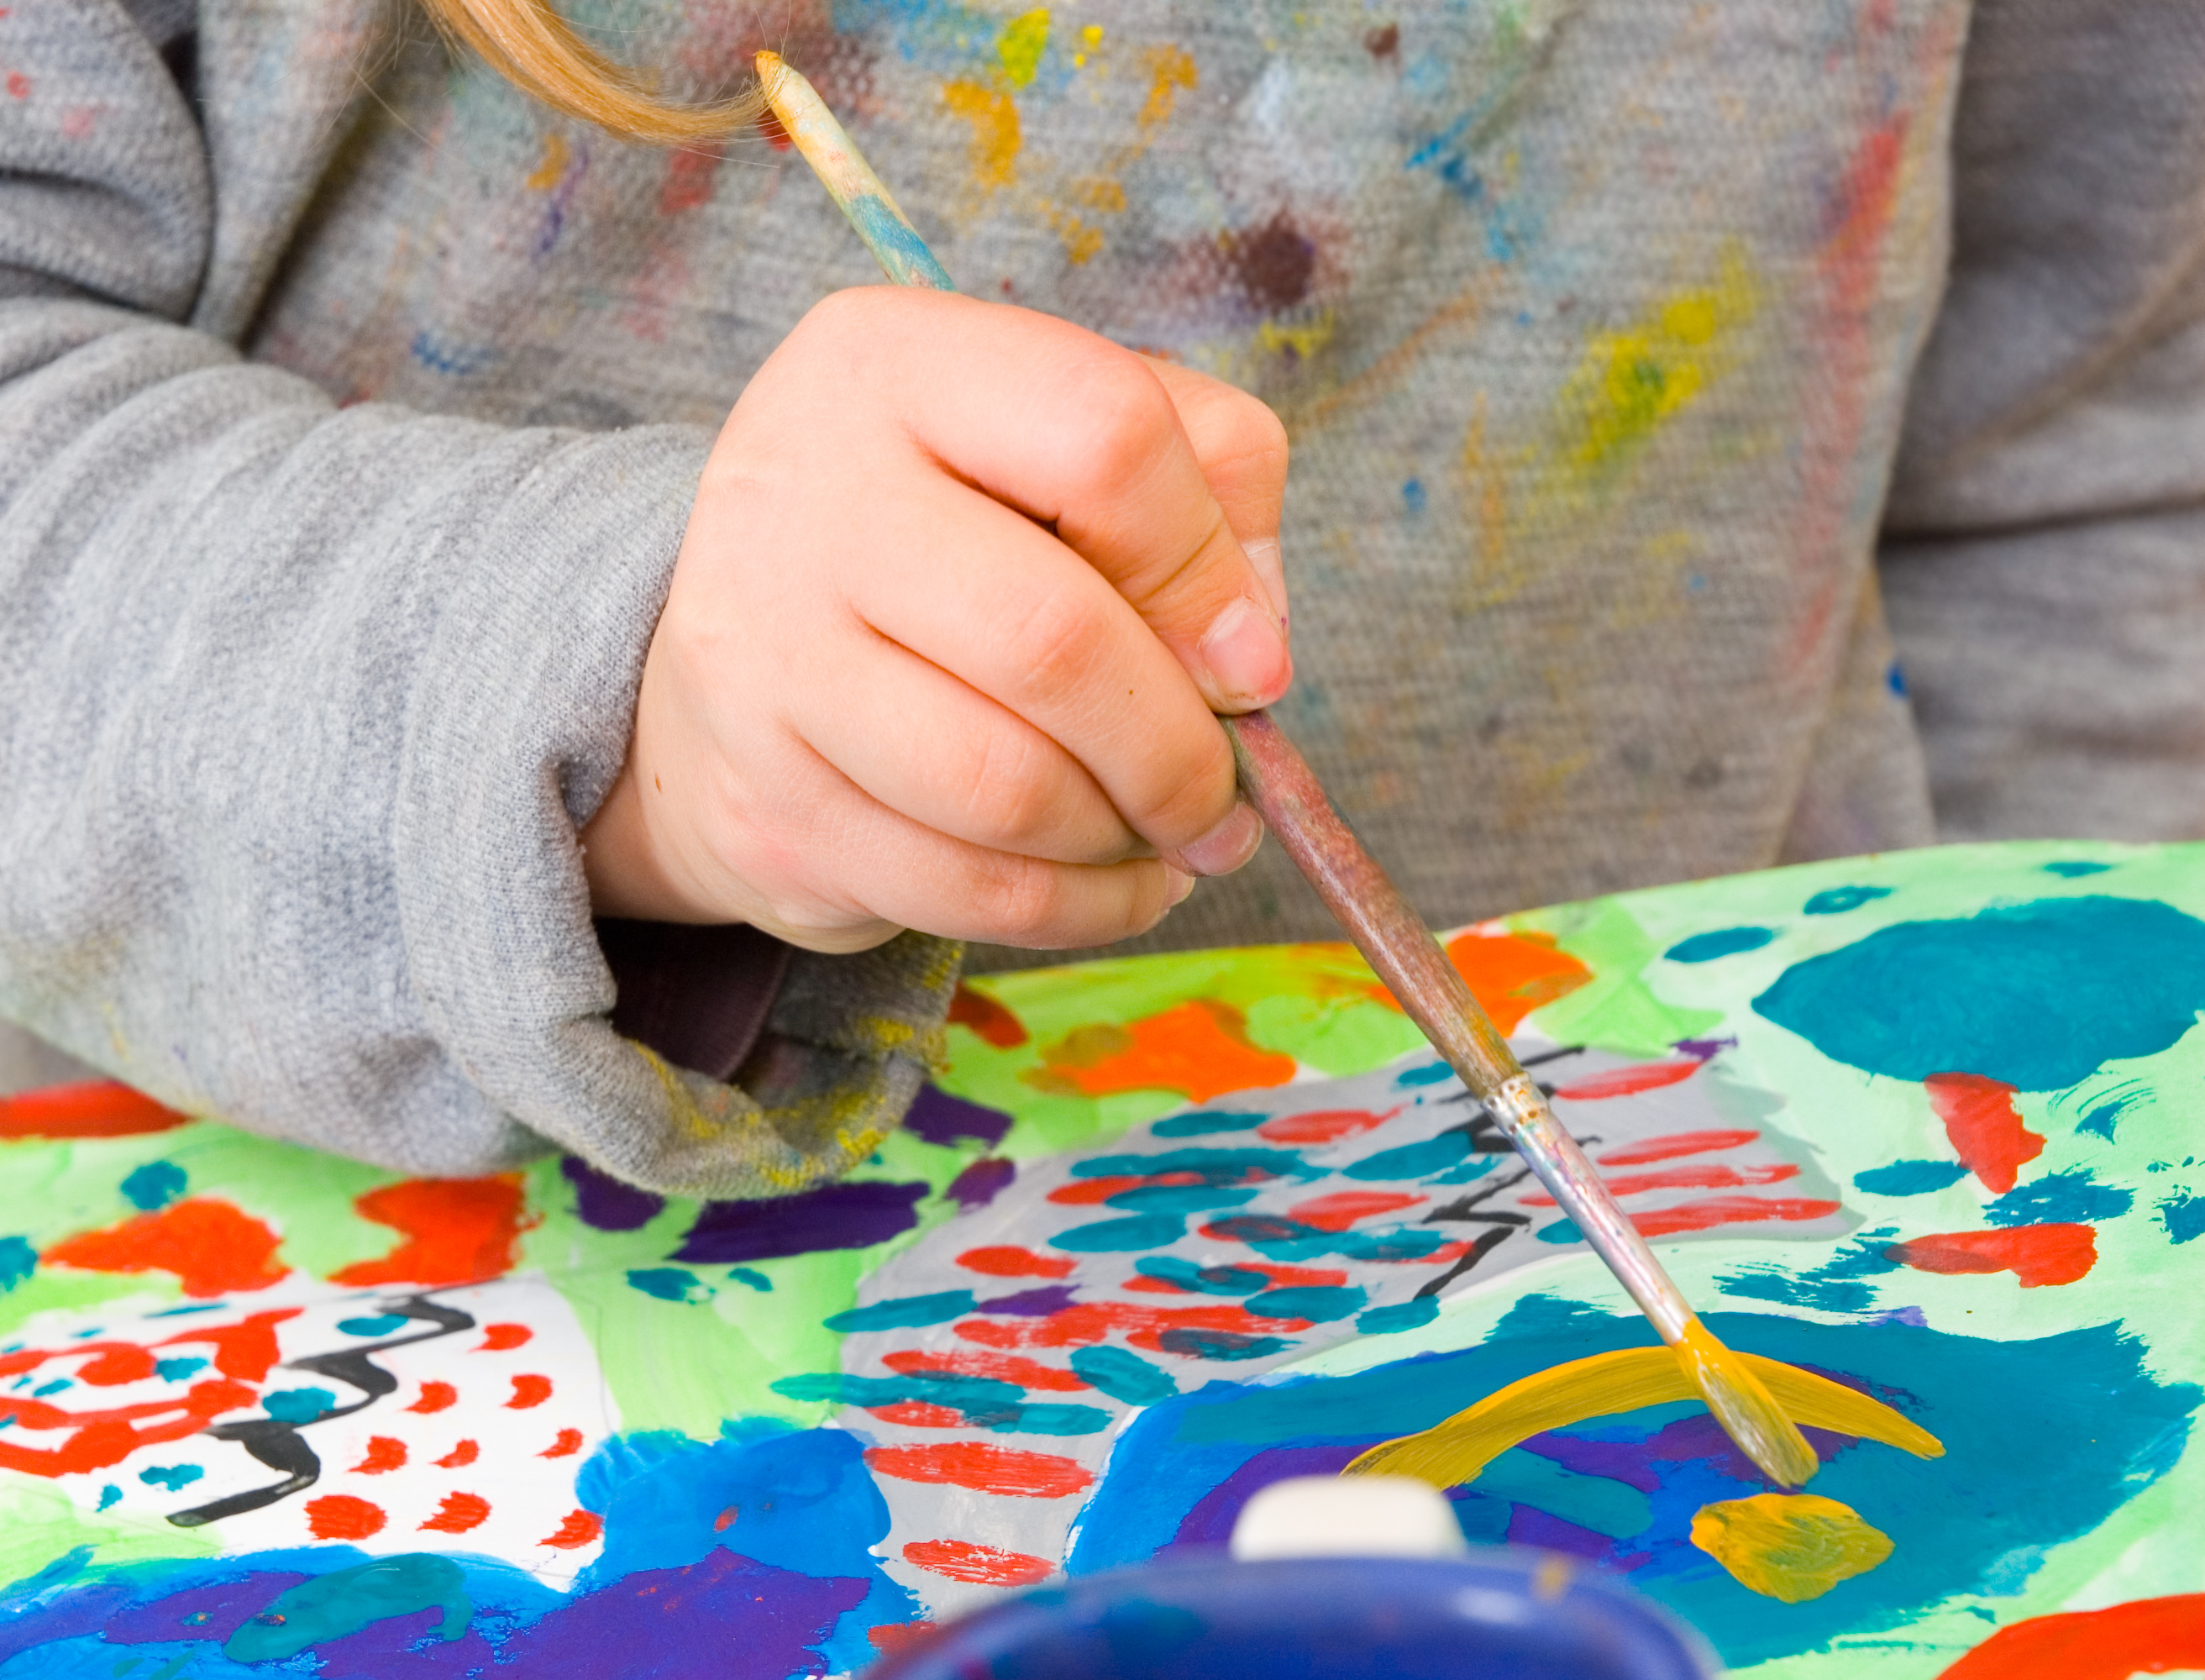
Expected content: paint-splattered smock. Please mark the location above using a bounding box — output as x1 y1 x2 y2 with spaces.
3 0 2199 1184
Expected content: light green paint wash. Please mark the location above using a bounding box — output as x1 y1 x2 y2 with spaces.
0 1480 219 1595
1518 896 1722 1055
0 1271 174 1337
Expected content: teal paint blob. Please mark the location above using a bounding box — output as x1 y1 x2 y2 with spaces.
1754 895 2205 1089
1665 927 1776 963
153 1357 206 1381
727 1267 773 1291
1987 1168 2132 1226
1068 1296 2200 1670
137 1464 203 1492
0 1236 32 1292
773 1371 1025 1428
223 1554 470 1662
1854 1160 1971 1196
1396 1061 1458 1088
32 1378 71 1397
1071 1346 1178 1404
847 194 958 290
1105 1184 1258 1215
997 1404 1112 1436
1135 1257 1269 1296
118 1160 186 1212
95 1486 120 1512
337 1313 409 1336
1474 1446 1653 1539
1536 1218 1582 1244
2045 861 2113 878
625 1268 712 1305
259 1388 337 1425
1716 1232 1902 1315
822 1289 976 1332
1152 1110 1266 1137
1344 1132 1469 1180
1051 1215 1186 1252
2159 1192 2205 1244
1071 1147 1317 1184
1804 885 1893 916
1357 1297 1440 1334
1245 1286 1368 1322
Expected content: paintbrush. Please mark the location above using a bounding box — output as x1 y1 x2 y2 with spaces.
753 50 1820 1488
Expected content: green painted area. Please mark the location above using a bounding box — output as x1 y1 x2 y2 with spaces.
0 1479 218 1595
1519 895 1722 1055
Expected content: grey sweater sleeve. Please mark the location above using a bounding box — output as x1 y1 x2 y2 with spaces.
0 0 958 1195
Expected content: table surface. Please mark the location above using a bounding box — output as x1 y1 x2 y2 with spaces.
0 838 2198 1679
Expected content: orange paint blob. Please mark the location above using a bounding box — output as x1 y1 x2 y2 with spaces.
505 1374 552 1409
953 1300 1307 1352
43 1198 288 1298
1936 1593 2205 1679
1031 1000 1295 1102
902 1539 1053 1586
436 1439 480 1468
350 1436 407 1474
1285 1192 1425 1231
1887 1224 2097 1288
307 1494 386 1540
0 1376 256 1476
1257 1108 1396 1145
1366 928 1592 1033
882 1350 1089 1392
71 1345 156 1386
1924 1073 2045 1194
864 1441 1093 1499
407 1381 457 1414
869 1402 966 1429
1047 1172 1208 1205
476 1323 532 1351
540 1509 604 1550
0 1079 192 1139
1628 1196 1841 1238
869 1623 939 1655
948 983 1028 1048
1598 1129 1760 1167
956 1246 1076 1278
541 1427 585 1457
420 1491 491 1533
1552 1060 1702 1100
332 1175 532 1287
157 1310 299 1382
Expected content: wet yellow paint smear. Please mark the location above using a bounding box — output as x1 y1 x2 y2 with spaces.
1690 1493 1893 1602
1343 1345 1942 1487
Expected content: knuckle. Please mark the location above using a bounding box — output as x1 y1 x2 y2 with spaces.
961 728 1060 852
973 855 1067 945
999 585 1109 706
1058 360 1174 499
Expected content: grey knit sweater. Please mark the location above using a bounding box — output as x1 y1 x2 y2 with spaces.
3 0 2197 1186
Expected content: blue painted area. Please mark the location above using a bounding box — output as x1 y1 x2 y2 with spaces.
0 1237 29 1292
2159 1191 2205 1244
1245 1287 1367 1323
137 1464 203 1492
1396 1060 1457 1088
119 1161 186 1212
1474 1447 1652 1539
1402 478 1427 515
1887 660 1908 697
847 194 958 289
408 330 496 376
2045 860 2112 878
1665 927 1776 963
224 1554 470 1662
775 1370 1020 1425
1152 1110 1265 1138
94 1487 119 1512
1854 1159 1970 1196
1135 1257 1269 1296
258 1388 336 1425
1804 885 1893 916
338 1314 409 1337
153 1357 206 1382
1071 1346 1178 1405
1343 1131 1468 1179
1536 1219 1581 1245
727 1267 773 1291
1071 1147 1316 1184
1357 1297 1440 1334
1051 1215 1186 1252
625 1268 712 1305
30 1380 71 1398
1202 1216 1448 1263
2079 1097 2131 1142
1005 1404 1113 1436
1715 1232 1902 1315
1154 1329 1295 1362
1987 1168 2132 1227
1105 1184 1257 1215
1755 896 2205 1089
823 1289 975 1332
1068 1295 2200 1669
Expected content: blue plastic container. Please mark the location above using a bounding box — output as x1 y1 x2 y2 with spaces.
866 1550 1714 1680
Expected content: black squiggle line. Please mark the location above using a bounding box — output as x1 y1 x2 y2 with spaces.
1413 1227 1513 1298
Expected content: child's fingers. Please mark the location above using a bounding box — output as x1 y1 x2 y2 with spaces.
1140 356 1292 628
845 475 1255 872
790 632 1148 867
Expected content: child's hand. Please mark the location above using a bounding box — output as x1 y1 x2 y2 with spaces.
580 288 1292 953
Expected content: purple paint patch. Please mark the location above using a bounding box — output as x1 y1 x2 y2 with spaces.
945 1157 1015 1210
1163 1443 1365 1552
675 1182 927 1264
1639 1412 1856 1482
976 1286 1078 1317
563 1157 666 1232
1506 1504 1614 1562
902 1086 1014 1149
1868 1305 1929 1327
1672 1037 1738 1061
1517 1431 1662 1494
99 1573 311 1647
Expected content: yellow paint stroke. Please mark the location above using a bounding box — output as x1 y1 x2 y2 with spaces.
1073 22 1103 67
1256 309 1335 362
1343 1345 1943 1487
999 9 1049 87
525 131 570 192
1690 1493 1894 1602
942 79 1022 192
1557 241 1758 479
1139 45 1198 134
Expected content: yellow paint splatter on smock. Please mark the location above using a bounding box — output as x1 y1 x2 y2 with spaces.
1690 1493 1894 1602
525 132 570 192
998 9 1049 87
942 80 1022 192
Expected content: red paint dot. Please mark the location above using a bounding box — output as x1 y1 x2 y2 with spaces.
956 1246 1074 1279
868 1402 965 1429
540 1427 584 1458
505 1374 552 1409
1257 1107 1395 1144
407 1381 456 1414
902 1539 1053 1586
1 71 19 102
476 1323 531 1351
539 1509 603 1550
349 1436 407 1474
435 1438 479 1468
420 1491 490 1533
864 1441 1092 1499
307 1494 386 1539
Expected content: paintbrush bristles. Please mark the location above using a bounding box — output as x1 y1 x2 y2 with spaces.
1676 1320 1822 1488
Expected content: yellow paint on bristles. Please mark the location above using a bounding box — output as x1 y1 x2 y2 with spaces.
1344 1341 1940 1489
1675 1315 1821 1488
